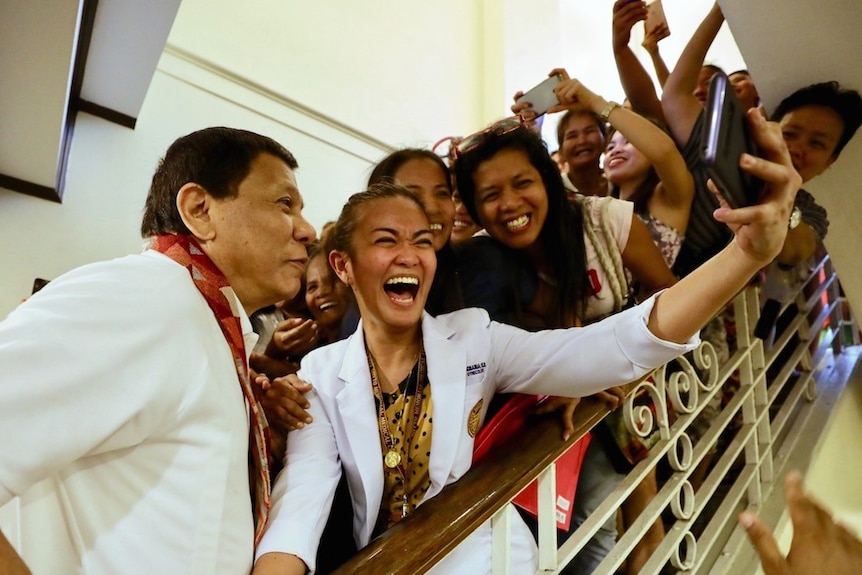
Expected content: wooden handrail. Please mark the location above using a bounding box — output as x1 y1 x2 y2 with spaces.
0 530 30 575
332 395 613 575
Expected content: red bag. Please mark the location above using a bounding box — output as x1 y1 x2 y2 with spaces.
472 394 591 530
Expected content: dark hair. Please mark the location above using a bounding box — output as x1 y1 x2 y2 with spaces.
772 81 862 157
367 148 452 192
306 239 342 290
141 127 297 237
329 182 428 257
729 69 750 78
556 108 607 150
605 118 669 215
306 240 327 264
452 126 589 326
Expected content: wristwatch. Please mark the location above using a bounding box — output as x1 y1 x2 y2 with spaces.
600 101 621 122
788 206 802 229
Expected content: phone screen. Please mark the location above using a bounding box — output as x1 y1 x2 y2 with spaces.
515 75 563 118
702 72 761 208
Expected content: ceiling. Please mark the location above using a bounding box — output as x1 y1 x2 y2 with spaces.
0 0 180 202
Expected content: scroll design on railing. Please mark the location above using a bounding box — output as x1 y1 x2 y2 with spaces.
672 479 696 520
671 531 697 570
622 340 719 442
668 432 694 472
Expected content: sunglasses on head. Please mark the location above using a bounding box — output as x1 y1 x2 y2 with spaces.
431 136 461 165
452 115 528 159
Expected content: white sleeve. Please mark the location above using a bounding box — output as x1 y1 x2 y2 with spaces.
488 291 698 397
255 385 342 573
0 263 201 506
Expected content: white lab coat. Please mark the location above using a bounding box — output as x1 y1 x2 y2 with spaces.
256 298 697 574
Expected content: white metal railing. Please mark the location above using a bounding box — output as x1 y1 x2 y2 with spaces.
483 254 858 574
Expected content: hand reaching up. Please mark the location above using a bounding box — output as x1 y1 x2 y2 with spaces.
740 471 862 575
612 0 648 52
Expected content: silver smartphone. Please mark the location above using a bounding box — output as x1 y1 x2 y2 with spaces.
515 74 563 118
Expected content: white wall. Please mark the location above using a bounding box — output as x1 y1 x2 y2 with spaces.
0 0 749 321
0 62 388 319
166 0 487 145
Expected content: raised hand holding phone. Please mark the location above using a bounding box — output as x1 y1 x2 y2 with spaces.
709 107 800 265
514 73 564 118
547 69 604 114
612 0 648 51
644 0 670 42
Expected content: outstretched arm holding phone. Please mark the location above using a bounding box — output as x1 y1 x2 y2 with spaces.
649 107 798 341
550 74 800 344
642 19 671 87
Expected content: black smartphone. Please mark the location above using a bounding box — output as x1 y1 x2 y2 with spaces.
702 71 761 208
515 74 563 118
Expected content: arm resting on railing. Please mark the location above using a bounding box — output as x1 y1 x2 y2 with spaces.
332 396 614 575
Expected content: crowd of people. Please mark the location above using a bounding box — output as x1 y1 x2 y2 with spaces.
2 2 862 575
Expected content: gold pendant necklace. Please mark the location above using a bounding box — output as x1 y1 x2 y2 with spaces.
366 342 426 521
384 449 401 469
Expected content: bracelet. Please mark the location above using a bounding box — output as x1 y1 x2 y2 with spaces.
600 101 621 122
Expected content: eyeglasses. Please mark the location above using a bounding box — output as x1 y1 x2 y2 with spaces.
452 115 528 159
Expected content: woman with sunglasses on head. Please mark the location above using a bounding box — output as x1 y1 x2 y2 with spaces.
452 110 680 571
453 116 678 326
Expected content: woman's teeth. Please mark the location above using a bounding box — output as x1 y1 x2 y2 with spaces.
506 214 529 230
385 276 419 286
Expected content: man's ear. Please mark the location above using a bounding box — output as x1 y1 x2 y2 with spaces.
176 183 216 241
329 250 353 288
